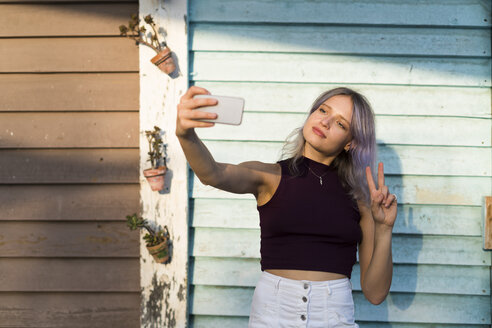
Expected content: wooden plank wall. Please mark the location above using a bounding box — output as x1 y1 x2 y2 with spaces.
0 1 141 327
187 0 492 327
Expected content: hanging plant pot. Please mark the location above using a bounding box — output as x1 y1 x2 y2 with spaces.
146 239 169 263
120 14 177 76
127 214 171 264
150 47 176 75
143 166 167 191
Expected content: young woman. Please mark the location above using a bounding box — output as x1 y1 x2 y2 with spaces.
176 86 397 327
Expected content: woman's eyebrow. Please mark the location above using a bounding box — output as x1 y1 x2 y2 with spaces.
320 104 350 124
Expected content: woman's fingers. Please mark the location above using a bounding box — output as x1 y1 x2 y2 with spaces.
367 162 392 209
372 190 384 204
190 96 219 109
181 107 218 120
374 190 397 209
365 166 376 192
180 85 210 102
180 96 218 111
370 191 384 217
367 162 387 192
381 185 389 201
378 162 385 189
384 194 397 208
176 86 220 137
178 112 215 128
179 94 218 121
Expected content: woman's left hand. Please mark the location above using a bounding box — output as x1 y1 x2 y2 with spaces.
365 162 397 227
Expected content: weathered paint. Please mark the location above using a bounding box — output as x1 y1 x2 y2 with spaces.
139 0 189 327
192 258 490 295
186 0 492 327
191 52 491 87
197 141 491 176
193 174 491 206
179 82 492 117
194 113 491 146
191 286 490 324
189 227 490 266
191 24 491 57
193 198 484 236
189 0 491 27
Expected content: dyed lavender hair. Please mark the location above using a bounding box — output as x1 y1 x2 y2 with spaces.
278 87 377 208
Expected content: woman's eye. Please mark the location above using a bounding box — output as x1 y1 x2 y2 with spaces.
319 108 326 113
338 122 345 129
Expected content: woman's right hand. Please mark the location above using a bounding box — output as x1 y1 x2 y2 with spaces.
176 86 219 138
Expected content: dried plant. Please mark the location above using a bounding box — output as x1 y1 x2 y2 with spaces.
126 213 169 247
119 14 166 54
145 126 166 169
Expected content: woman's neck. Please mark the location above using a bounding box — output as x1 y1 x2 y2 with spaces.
302 148 336 167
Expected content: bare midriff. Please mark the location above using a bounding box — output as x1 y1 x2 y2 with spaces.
265 269 348 281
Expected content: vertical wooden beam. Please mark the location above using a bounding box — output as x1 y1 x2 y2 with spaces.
485 196 492 250
139 0 188 327
486 196 492 325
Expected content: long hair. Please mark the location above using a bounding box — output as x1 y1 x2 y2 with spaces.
278 87 377 208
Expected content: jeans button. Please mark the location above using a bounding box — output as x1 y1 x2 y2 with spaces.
302 296 307 302
301 314 306 321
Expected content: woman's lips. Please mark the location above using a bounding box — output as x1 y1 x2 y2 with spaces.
312 127 326 138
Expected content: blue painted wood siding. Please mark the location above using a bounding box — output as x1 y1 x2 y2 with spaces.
187 1 492 327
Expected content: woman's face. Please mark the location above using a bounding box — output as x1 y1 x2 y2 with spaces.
302 95 353 160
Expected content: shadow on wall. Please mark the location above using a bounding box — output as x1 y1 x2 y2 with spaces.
359 142 423 326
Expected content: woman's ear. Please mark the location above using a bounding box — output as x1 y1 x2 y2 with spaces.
344 140 355 152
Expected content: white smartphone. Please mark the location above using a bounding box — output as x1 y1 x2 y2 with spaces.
192 94 245 125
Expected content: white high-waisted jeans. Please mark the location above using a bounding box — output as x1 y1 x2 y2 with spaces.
248 270 359 328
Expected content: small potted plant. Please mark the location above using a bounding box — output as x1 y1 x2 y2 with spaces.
119 14 176 75
143 126 167 191
126 213 170 263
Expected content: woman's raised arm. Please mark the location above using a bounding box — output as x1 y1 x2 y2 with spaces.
176 86 267 197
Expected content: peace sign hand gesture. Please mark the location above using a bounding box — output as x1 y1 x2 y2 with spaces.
365 162 397 228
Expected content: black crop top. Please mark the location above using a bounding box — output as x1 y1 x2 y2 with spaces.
257 155 362 278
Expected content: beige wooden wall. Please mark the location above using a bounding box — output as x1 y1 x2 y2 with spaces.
0 1 141 327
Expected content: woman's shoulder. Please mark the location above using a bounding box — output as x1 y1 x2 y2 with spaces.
239 160 281 176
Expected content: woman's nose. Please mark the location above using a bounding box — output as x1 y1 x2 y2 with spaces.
320 116 331 127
